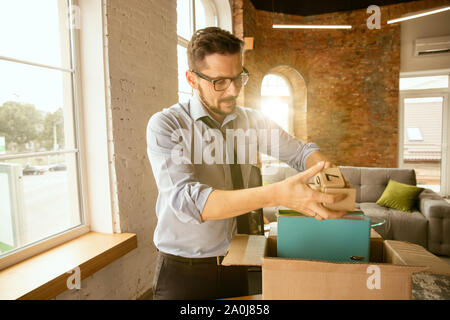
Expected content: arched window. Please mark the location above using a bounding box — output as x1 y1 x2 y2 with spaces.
260 74 293 134
176 0 232 102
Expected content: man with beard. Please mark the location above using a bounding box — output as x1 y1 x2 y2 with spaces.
146 27 347 300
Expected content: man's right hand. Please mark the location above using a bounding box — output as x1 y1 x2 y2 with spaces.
274 161 348 221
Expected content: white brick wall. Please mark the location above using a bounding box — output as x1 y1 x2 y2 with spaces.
56 0 177 299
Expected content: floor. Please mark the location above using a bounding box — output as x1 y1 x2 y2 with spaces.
439 255 450 266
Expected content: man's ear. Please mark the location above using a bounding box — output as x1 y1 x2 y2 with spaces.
186 70 198 90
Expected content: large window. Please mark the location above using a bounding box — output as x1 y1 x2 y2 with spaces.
0 1 83 258
260 73 293 134
399 74 450 196
177 0 218 102
260 73 293 165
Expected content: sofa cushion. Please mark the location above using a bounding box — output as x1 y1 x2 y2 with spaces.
339 166 417 203
418 189 450 256
359 202 428 249
376 179 424 212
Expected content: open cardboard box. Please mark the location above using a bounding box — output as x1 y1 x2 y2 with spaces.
222 228 450 300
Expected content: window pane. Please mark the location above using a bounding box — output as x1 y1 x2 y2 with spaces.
401 96 443 194
406 128 423 141
400 76 449 90
0 153 81 256
0 0 72 68
404 97 444 103
195 0 217 30
260 74 292 138
177 0 192 40
177 45 192 94
261 98 290 132
261 74 291 96
195 0 207 30
0 59 75 155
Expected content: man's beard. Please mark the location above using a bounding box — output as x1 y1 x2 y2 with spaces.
198 85 236 116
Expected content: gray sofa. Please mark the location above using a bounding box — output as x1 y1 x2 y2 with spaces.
261 164 450 256
339 166 450 257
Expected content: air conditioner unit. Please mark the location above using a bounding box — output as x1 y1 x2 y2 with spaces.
414 35 450 56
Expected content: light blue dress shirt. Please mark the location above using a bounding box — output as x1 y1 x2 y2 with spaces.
146 94 320 258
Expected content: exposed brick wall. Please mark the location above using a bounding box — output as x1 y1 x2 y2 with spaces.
231 0 244 38
234 0 449 168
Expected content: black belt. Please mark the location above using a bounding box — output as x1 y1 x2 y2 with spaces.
159 251 225 265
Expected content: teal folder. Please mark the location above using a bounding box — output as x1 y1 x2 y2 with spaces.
277 211 371 263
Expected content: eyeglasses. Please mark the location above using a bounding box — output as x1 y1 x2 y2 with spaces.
191 67 250 91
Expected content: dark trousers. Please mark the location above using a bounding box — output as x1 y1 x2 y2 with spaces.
152 251 249 300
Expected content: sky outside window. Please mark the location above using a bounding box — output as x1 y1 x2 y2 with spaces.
0 0 67 113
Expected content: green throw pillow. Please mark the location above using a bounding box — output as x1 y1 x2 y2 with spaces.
376 179 424 213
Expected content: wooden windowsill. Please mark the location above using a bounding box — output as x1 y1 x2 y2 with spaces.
0 232 137 300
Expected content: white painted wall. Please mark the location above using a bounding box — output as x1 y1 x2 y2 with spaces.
56 0 177 299
401 8 450 72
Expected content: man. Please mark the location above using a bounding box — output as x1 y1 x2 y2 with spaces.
146 27 347 300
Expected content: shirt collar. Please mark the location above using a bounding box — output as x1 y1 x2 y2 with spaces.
190 93 238 128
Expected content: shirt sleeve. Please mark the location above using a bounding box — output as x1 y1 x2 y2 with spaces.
251 109 320 172
146 112 213 224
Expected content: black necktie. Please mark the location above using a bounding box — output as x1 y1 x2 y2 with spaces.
199 116 250 234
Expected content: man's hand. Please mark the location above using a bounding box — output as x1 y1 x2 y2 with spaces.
274 161 348 221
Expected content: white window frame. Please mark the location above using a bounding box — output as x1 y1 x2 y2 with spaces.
177 0 231 98
399 69 450 197
0 0 118 270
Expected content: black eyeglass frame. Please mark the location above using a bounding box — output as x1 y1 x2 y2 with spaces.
191 67 250 91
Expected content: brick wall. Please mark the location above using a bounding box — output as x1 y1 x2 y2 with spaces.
234 0 449 167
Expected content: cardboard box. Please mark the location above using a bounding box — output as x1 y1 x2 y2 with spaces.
313 167 346 189
222 231 439 299
383 240 450 276
322 187 356 212
369 228 384 262
307 184 356 212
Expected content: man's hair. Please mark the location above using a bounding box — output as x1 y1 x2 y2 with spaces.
187 27 244 71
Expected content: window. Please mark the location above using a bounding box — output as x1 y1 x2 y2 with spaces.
0 1 83 258
399 74 449 195
260 74 292 133
400 75 448 90
260 73 293 165
406 128 423 141
177 0 218 102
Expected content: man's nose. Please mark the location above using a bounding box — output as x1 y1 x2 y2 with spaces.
225 79 241 96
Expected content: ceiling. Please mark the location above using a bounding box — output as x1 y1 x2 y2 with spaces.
249 0 421 16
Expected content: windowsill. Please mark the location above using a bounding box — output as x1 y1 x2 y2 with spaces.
0 232 137 300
